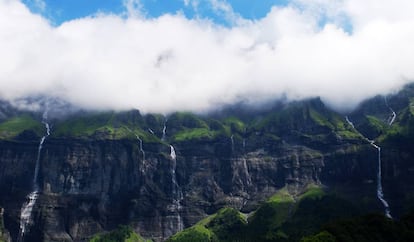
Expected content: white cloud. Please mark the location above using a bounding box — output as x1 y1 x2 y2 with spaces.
0 0 413 114
33 0 45 11
208 0 244 24
123 0 144 18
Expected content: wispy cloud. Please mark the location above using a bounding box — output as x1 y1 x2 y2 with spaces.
123 0 144 18
208 0 243 24
29 0 45 12
0 0 413 114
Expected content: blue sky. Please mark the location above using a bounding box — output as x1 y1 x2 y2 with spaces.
22 0 289 25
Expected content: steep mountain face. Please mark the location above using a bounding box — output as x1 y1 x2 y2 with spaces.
0 84 414 241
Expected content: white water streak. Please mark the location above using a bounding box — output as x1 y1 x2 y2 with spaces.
230 135 234 152
162 120 167 141
169 145 184 232
136 135 145 162
384 97 396 126
345 116 392 218
170 145 176 161
19 110 50 240
345 116 355 129
371 144 392 219
125 127 146 172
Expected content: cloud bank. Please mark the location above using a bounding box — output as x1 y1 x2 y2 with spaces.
1 0 414 113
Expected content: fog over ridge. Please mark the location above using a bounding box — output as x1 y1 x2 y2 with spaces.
1 0 414 114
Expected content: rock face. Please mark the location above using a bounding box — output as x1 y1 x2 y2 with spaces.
0 135 404 242
1 86 414 241
1 207 11 242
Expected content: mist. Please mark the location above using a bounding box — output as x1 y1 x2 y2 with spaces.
1 0 414 114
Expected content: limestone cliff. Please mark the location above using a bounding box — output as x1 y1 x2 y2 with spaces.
0 85 414 241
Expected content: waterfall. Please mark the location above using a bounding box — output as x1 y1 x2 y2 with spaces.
168 145 184 233
170 145 176 161
125 127 146 173
18 111 50 241
242 158 252 187
345 116 392 218
162 119 167 141
125 127 145 161
384 97 396 125
370 143 392 218
230 135 234 152
164 123 184 232
345 116 355 129
136 135 145 161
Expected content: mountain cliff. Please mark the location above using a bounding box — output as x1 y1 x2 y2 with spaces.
0 84 414 241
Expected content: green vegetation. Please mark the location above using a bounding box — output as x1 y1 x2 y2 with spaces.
301 231 336 242
170 185 362 242
168 112 209 130
298 185 325 200
250 98 361 146
167 208 247 242
366 115 387 133
0 114 43 139
159 112 228 142
173 128 219 142
303 211 414 242
167 224 217 242
247 188 296 241
90 225 150 242
52 111 160 142
206 208 247 241
281 188 359 241
53 112 123 139
268 187 295 203
222 117 245 134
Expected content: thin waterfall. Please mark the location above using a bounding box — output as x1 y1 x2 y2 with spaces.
230 135 234 152
170 145 177 161
125 127 146 172
384 97 396 125
18 111 50 241
168 145 184 233
370 142 392 218
162 119 167 141
163 117 184 235
345 116 392 218
134 135 146 174
136 135 145 162
345 116 355 129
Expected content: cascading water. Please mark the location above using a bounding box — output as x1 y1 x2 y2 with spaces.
345 116 355 129
162 120 184 236
370 142 392 218
345 116 392 218
170 145 177 161
136 135 145 162
166 145 184 235
134 135 146 173
18 111 51 241
230 135 234 152
125 127 146 172
384 97 396 125
162 119 167 141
